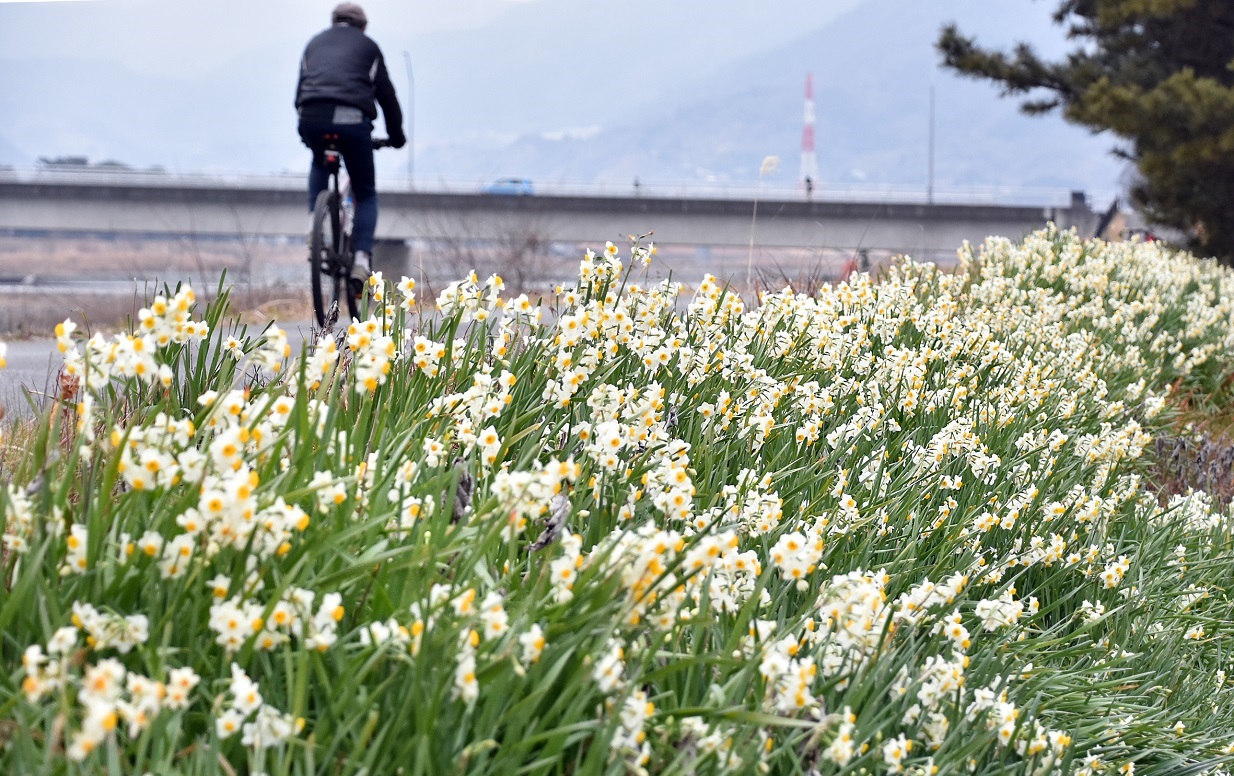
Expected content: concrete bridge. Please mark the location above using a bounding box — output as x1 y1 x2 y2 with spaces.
0 171 1100 274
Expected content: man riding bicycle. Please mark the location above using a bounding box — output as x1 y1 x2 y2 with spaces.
296 3 405 291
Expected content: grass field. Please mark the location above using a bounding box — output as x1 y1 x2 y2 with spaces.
3 226 1234 775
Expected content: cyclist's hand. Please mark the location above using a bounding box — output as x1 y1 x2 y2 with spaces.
387 130 406 149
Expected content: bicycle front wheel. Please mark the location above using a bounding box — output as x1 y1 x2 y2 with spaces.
309 190 352 328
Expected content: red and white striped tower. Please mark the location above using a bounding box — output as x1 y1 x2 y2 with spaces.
799 72 819 187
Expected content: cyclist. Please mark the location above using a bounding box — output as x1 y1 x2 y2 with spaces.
295 2 405 290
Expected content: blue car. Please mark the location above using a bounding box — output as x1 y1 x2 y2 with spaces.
484 178 534 196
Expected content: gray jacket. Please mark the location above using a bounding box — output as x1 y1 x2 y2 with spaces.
296 24 403 139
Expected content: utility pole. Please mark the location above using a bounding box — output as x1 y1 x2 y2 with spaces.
927 79 936 205
402 50 415 189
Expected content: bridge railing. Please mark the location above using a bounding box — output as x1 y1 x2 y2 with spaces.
0 167 1112 208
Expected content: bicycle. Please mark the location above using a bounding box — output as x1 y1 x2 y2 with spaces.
309 135 390 327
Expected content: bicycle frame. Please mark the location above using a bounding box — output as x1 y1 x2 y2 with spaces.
311 143 359 327
322 149 355 249
337 166 356 241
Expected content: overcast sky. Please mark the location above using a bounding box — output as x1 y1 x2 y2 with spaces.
0 0 871 78
0 0 516 75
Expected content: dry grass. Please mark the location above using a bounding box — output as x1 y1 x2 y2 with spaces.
0 285 314 338
1148 432 1234 509
0 235 301 278
233 289 315 326
0 414 41 478
0 234 311 336
1142 377 1234 510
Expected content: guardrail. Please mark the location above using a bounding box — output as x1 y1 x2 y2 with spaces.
0 166 1115 208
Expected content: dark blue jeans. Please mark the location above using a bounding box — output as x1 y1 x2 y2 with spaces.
299 116 377 255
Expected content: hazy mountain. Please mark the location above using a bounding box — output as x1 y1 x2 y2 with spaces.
0 0 1126 198
0 52 300 173
415 0 1127 196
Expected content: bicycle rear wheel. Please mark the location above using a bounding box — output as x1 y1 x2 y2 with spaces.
309 191 359 327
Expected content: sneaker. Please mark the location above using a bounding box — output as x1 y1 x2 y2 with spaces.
351 250 371 281
348 250 371 297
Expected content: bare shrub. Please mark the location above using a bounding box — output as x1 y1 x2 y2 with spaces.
1148 433 1234 512
0 285 310 338
415 211 556 296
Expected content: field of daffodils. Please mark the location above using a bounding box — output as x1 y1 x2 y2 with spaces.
4 225 1234 775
